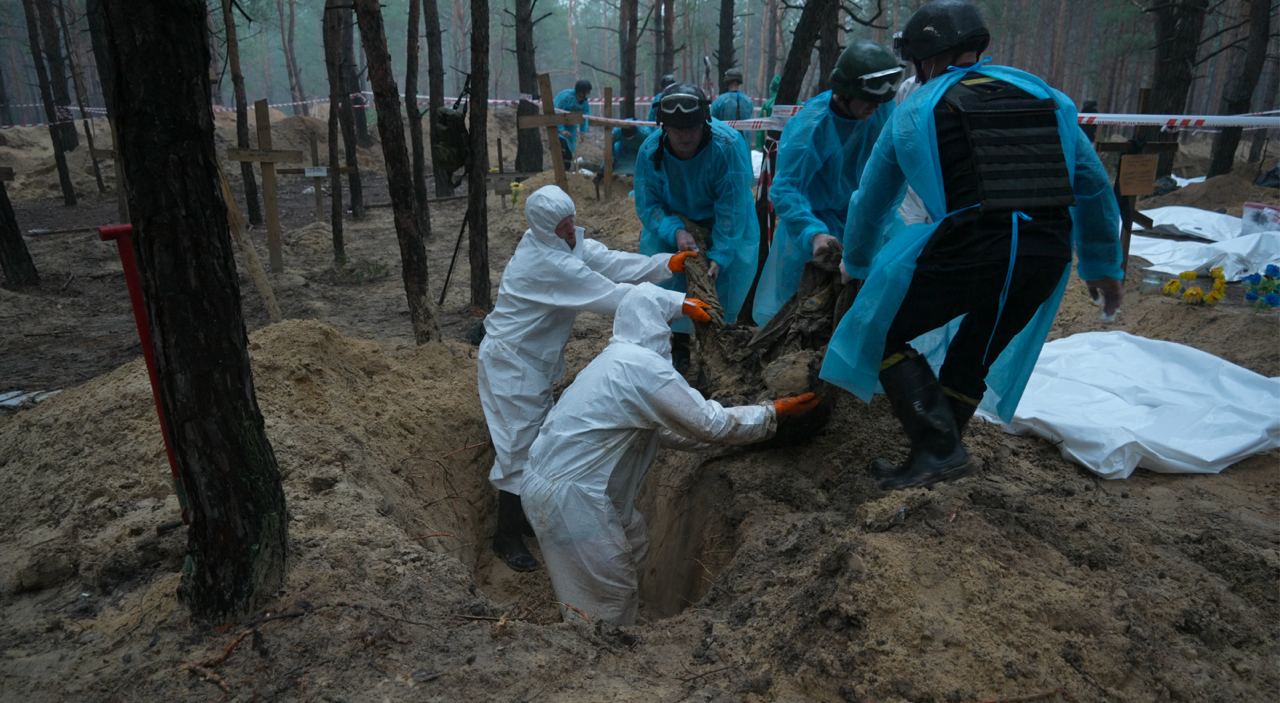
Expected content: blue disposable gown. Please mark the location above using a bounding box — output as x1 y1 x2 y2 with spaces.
611 122 652 175
634 119 761 332
752 92 892 324
820 64 1123 422
554 88 591 153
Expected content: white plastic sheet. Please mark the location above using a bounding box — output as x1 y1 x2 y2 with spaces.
1130 205 1280 281
988 332 1280 479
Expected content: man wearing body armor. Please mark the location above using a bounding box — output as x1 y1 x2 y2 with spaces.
821 0 1124 490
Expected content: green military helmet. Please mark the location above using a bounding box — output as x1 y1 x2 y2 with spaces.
829 40 904 104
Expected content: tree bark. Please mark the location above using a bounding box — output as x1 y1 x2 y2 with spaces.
514 0 543 173
776 0 829 107
1145 0 1209 177
276 0 308 116
717 0 735 87
20 0 76 206
0 181 39 289
92 0 287 621
354 0 440 343
342 8 372 147
36 0 78 152
423 0 453 196
222 0 263 225
327 4 365 217
406 0 430 237
468 0 491 310
0 50 11 125
620 0 639 118
662 0 675 77
1207 0 1270 177
56 0 106 194
818 0 839 93
654 0 664 93
568 0 581 79
1247 56 1278 162
322 0 347 263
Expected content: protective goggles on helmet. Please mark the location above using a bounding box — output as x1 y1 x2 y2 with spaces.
857 66 906 101
657 92 705 116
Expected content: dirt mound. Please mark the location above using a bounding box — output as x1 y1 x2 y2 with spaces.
0 119 117 199
1139 169 1278 217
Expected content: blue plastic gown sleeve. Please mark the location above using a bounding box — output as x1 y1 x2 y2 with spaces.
634 149 685 249
770 118 832 252
581 99 591 133
707 142 755 269
1067 129 1124 281
841 129 908 280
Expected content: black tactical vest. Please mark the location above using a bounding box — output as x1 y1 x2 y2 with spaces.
938 77 1075 212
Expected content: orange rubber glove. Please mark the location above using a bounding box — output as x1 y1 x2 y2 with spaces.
682 297 713 324
668 250 700 273
773 392 820 417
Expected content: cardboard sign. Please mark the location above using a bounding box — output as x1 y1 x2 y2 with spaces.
1118 154 1159 196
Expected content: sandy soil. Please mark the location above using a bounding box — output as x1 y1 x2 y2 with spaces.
2 115 1278 702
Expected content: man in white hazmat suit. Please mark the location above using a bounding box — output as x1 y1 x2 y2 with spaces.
479 185 704 572
522 283 821 624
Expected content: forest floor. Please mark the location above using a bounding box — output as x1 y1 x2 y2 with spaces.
1 112 1278 702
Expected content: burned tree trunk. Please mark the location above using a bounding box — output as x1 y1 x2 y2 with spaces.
36 0 78 152
1207 0 1270 177
717 0 735 86
406 0 430 237
1144 0 1209 177
20 0 76 206
354 0 440 343
342 9 373 147
92 0 287 620
221 0 263 225
424 0 453 196
0 181 39 289
322 0 346 264
776 0 829 106
468 0 491 310
513 0 543 173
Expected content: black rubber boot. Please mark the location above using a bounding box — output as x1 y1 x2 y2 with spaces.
947 394 979 436
493 491 539 572
870 353 971 490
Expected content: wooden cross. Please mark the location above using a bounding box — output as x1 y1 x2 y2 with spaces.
1098 139 1179 273
278 132 340 223
227 99 302 273
514 73 582 190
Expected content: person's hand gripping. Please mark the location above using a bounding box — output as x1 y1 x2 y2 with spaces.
773 391 821 417
668 250 700 273
682 297 714 324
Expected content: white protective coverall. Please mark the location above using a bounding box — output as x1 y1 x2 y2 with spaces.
478 186 675 495
521 283 778 624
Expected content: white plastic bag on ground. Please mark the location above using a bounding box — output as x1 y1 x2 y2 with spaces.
1129 231 1280 281
1136 205 1247 242
986 331 1280 479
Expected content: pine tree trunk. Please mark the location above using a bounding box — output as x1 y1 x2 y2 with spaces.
20 0 76 206
423 0 452 196
568 0 580 78
763 0 777 87
0 181 39 289
322 0 347 263
1145 0 1209 177
276 0 308 116
0 54 12 125
329 5 365 216
654 0 664 93
342 9 372 147
468 0 491 310
36 0 78 152
718 0 735 86
1247 56 1278 162
1207 0 1270 177
620 0 638 118
776 0 828 106
406 0 430 237
354 0 440 343
92 0 287 621
818 0 838 93
662 0 675 76
56 0 106 194
222 0 263 225
514 0 543 173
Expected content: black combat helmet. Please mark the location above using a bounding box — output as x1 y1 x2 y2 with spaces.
574 79 593 95
829 41 904 104
654 83 710 129
898 0 990 62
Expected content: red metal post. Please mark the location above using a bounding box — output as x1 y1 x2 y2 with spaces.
98 224 188 523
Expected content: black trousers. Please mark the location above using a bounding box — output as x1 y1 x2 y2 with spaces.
559 136 573 172
883 257 1068 402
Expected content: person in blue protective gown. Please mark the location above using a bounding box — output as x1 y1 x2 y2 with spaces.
647 73 678 123
634 83 761 370
821 0 1124 491
752 41 902 326
554 79 592 171
709 67 753 140
610 120 651 176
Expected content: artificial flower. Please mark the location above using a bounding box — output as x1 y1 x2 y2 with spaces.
1178 271 1198 281
1265 264 1280 278
1266 292 1280 307
1163 279 1183 296
1210 266 1225 280
1183 286 1204 303
1245 291 1260 302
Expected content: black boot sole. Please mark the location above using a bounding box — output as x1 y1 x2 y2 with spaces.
878 460 972 491
492 537 540 572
